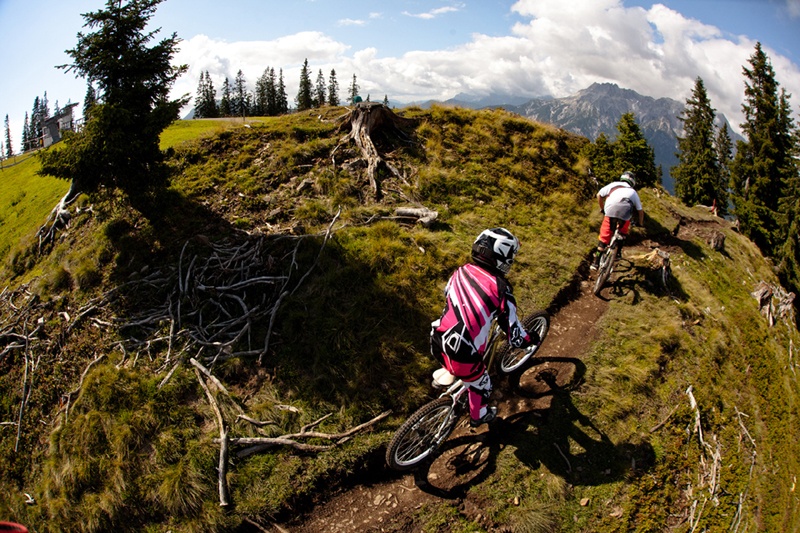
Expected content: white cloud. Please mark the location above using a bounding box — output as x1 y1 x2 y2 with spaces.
338 18 366 26
402 4 464 20
169 0 800 135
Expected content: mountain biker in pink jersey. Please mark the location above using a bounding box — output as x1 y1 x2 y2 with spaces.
590 171 644 271
430 228 539 427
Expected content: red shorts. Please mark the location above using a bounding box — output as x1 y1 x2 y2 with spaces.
599 217 630 245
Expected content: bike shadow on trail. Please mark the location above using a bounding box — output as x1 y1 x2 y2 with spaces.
594 257 689 303
410 360 655 498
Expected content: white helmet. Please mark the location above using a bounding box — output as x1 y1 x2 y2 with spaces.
471 228 520 275
620 171 636 188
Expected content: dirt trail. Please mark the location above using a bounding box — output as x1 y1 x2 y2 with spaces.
276 273 610 532
272 217 728 532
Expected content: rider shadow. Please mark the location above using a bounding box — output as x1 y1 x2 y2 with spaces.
411 360 655 496
505 391 655 486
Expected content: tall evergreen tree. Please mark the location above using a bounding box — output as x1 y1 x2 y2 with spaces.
4 114 13 157
348 74 360 103
673 77 721 209
193 71 217 118
254 68 267 116
232 69 248 117
38 0 188 204
613 112 658 187
277 69 288 114
730 42 797 255
21 113 30 152
314 69 326 108
383 94 389 106
30 96 44 147
83 82 98 119
295 59 313 111
219 77 232 117
327 69 340 106
582 132 616 184
714 123 733 216
265 68 277 115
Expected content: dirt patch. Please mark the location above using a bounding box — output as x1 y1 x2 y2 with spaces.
277 277 609 532
273 215 733 532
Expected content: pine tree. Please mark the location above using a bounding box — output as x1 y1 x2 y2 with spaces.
613 113 658 187
295 59 313 111
38 0 188 204
383 95 389 106
265 68 278 115
233 69 248 117
30 96 43 147
730 42 797 255
83 82 98 119
314 69 326 108
582 133 616 184
277 69 288 114
254 69 267 116
348 74 360 103
22 113 30 152
327 69 340 106
673 77 721 209
220 77 232 117
205 71 219 118
4 114 13 157
714 123 733 216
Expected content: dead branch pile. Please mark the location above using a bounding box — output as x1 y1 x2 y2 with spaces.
116 211 341 367
190 355 390 506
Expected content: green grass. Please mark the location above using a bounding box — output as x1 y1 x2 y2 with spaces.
159 117 273 150
0 155 69 264
1 106 799 532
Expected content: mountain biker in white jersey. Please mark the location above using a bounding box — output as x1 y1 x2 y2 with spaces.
591 171 644 271
430 228 540 427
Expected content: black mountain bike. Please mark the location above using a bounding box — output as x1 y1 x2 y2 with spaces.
385 311 550 471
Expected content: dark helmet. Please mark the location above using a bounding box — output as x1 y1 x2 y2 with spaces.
620 171 636 188
471 228 520 275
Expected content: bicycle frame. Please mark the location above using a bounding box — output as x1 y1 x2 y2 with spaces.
385 311 549 470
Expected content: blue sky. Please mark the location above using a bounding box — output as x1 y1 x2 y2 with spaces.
1 0 799 154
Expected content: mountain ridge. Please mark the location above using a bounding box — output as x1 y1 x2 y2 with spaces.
411 83 742 193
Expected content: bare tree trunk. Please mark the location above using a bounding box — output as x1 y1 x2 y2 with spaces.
37 179 80 252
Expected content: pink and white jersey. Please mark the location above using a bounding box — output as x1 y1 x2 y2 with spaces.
431 263 531 364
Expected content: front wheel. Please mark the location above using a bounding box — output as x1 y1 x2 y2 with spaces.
385 396 461 471
495 311 550 374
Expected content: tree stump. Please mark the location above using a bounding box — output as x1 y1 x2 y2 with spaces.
337 102 416 199
708 230 725 251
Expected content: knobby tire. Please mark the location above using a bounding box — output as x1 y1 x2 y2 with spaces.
593 246 615 296
495 311 550 375
385 396 461 471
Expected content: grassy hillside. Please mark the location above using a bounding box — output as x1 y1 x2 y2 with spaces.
0 106 798 532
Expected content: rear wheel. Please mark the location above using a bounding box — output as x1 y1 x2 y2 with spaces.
385 397 461 471
495 311 550 375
